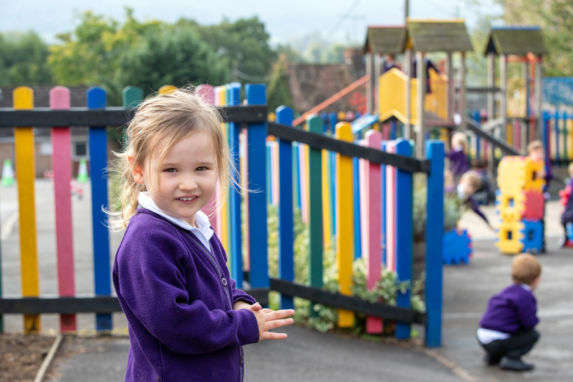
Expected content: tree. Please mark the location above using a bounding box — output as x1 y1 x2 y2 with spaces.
0 31 52 86
117 27 229 93
501 0 573 76
177 16 276 83
267 53 293 110
48 9 229 104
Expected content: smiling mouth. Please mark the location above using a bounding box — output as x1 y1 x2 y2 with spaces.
177 196 197 202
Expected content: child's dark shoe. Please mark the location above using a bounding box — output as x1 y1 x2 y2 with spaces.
500 357 534 371
484 354 501 366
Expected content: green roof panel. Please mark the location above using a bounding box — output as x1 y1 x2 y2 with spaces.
484 27 547 56
363 26 407 54
406 20 473 52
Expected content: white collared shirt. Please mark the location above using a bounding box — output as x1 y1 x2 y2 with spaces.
138 192 214 252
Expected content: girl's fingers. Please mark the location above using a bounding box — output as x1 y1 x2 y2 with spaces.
264 318 294 331
261 331 288 341
267 309 295 320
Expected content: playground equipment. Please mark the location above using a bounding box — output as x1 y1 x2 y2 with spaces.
465 27 548 181
363 20 473 157
442 229 472 265
0 83 445 347
496 156 545 254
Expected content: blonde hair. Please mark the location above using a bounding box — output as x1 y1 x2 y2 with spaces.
568 162 573 177
112 88 228 229
512 253 541 285
527 140 544 154
460 170 482 192
451 132 468 152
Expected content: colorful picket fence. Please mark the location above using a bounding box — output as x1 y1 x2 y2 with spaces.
0 83 445 347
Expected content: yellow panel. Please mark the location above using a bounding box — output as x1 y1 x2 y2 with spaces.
335 122 354 328
496 191 525 222
497 156 544 194
219 87 229 251
14 87 40 333
158 85 177 95
496 221 524 255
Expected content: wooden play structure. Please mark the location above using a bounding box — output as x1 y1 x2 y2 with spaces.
363 19 473 157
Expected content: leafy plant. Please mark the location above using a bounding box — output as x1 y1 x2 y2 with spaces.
266 205 425 335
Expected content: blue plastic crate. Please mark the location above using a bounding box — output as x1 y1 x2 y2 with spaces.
520 219 543 253
443 229 472 265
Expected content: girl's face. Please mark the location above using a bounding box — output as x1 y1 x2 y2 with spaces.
133 131 218 226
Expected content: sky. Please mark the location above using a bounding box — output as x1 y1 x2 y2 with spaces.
0 0 502 45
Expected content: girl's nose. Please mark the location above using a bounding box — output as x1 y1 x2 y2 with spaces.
179 177 198 190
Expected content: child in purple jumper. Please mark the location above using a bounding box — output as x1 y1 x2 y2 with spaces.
112 89 294 381
477 254 541 371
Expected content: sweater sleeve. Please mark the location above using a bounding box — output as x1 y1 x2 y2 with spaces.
230 278 257 305
468 196 490 224
115 226 260 355
516 293 539 330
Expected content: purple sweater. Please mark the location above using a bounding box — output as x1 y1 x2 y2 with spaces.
446 149 469 179
113 209 259 382
479 284 538 334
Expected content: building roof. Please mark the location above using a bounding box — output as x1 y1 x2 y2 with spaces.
484 26 547 56
363 26 407 54
406 19 473 52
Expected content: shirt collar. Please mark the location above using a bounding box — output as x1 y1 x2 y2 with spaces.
520 283 531 291
137 192 214 241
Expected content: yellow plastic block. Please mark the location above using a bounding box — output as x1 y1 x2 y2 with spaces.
496 191 525 222
496 221 524 255
497 156 544 194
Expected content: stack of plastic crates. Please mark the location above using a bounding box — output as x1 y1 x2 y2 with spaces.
496 156 545 254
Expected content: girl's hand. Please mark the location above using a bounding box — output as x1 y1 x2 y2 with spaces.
233 301 260 311
252 308 295 341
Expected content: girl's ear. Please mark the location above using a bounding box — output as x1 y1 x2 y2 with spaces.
129 156 144 184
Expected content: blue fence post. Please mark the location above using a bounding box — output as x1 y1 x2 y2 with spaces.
329 112 337 135
246 84 269 298
228 83 244 287
276 106 295 310
395 139 413 339
87 87 112 332
425 140 444 347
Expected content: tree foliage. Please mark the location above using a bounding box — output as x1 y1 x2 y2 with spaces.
0 31 52 86
501 0 573 76
48 9 232 103
117 27 229 94
176 16 275 83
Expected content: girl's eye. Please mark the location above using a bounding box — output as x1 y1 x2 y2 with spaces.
163 168 177 173
196 166 208 172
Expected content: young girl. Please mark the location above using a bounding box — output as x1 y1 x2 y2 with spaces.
112 89 295 382
446 132 470 181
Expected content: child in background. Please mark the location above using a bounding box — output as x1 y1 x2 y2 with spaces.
527 140 553 195
112 89 295 382
455 170 494 231
528 140 551 252
477 254 541 371
559 162 573 246
447 132 470 182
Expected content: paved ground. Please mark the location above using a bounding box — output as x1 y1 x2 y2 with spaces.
1 180 573 381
